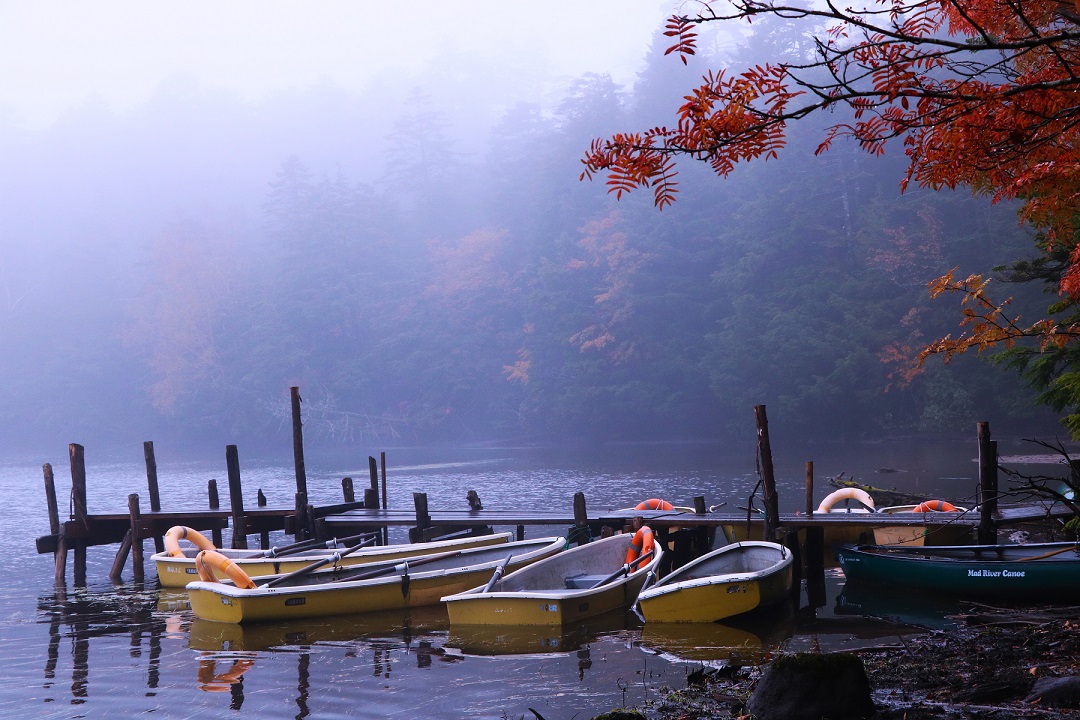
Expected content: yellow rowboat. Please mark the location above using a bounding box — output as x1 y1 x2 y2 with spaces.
186 536 565 624
636 541 793 623
154 530 513 588
441 533 663 627
873 503 971 546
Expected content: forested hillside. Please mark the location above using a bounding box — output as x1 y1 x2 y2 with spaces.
0 25 1059 457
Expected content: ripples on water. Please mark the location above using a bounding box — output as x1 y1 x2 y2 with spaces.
0 440 1049 718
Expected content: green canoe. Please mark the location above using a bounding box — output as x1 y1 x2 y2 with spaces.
836 542 1080 601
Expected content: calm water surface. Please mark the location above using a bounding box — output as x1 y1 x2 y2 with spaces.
1 437 1067 718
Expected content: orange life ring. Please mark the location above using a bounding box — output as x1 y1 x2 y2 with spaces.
198 658 255 692
163 525 217 558
194 550 258 589
634 498 674 511
914 500 958 513
625 525 655 565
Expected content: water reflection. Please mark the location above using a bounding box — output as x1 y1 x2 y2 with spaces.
835 579 966 630
446 609 633 656
38 584 169 705
188 605 450 652
638 601 797 664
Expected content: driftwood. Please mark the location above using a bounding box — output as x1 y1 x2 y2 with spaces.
828 473 933 507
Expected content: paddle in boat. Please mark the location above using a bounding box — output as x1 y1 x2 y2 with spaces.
836 541 1080 601
185 535 565 623
635 540 793 623
441 530 663 627
873 500 972 546
153 526 513 588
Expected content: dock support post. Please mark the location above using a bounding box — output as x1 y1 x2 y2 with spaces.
208 479 223 548
258 489 270 550
143 441 164 554
70 443 88 586
368 456 379 504
977 422 999 545
44 463 67 586
380 452 389 545
128 493 144 583
291 386 309 539
754 406 780 541
411 492 430 543
342 477 355 503
226 445 248 549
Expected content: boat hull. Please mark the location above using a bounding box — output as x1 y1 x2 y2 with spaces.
637 541 793 623
443 534 662 627
186 536 564 623
154 531 512 587
873 505 971 546
837 542 1080 601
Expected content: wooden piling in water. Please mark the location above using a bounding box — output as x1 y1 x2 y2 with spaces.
70 444 88 586
755 406 779 541
978 421 999 545
128 493 144 583
143 441 164 554
411 492 430 542
225 445 248 549
208 479 223 548
380 452 389 545
291 386 309 539
258 489 270 550
342 477 355 503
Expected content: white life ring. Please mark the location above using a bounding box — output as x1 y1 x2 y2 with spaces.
817 487 875 513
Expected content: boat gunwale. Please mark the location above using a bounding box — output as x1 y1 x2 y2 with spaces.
184 536 566 598
639 541 793 600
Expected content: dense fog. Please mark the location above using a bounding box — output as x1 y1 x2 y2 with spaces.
0 4 1062 461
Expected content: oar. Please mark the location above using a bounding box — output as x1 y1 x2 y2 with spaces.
1009 544 1080 562
257 533 376 559
589 550 655 589
480 553 514 593
328 549 466 584
263 539 381 588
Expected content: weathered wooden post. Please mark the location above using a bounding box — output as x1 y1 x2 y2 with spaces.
755 406 780 542
258 489 270 550
411 492 430 542
225 445 248 549
977 422 999 545
70 443 88 586
43 463 67 585
291 386 309 539
380 452 389 545
804 460 825 601
128 493 144 583
571 492 591 546
207 479 222 548
342 477 355 503
368 456 379 502
143 441 164 553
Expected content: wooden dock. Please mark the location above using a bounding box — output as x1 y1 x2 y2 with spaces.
34 394 1078 587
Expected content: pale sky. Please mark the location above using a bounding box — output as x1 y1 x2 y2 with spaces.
0 1 676 130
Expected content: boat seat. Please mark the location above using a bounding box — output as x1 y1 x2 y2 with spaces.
564 574 609 589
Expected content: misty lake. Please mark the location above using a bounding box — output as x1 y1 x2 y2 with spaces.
1 436 1071 718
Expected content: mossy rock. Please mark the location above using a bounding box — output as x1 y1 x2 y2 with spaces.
746 652 875 720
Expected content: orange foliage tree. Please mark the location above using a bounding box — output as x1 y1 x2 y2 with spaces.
581 0 1080 427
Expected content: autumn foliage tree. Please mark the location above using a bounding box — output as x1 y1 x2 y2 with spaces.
582 0 1080 433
